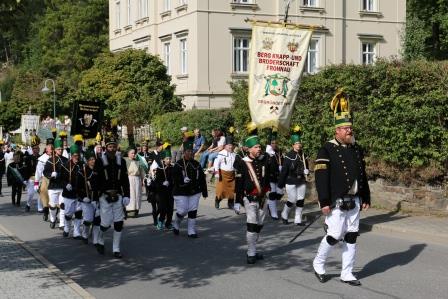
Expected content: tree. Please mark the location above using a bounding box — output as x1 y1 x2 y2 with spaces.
77 49 182 146
404 0 448 60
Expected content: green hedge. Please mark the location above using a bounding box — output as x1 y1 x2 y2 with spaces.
151 109 233 145
230 59 448 184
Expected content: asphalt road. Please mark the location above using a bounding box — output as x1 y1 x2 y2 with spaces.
0 186 447 299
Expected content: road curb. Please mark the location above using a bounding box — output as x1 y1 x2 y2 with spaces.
0 223 95 299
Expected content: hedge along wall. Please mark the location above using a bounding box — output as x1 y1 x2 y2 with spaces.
151 109 233 145
230 60 448 185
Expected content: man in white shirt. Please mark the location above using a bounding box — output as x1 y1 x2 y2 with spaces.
213 136 236 209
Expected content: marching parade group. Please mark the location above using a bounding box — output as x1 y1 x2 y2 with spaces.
0 91 371 286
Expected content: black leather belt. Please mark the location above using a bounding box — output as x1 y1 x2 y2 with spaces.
104 190 120 203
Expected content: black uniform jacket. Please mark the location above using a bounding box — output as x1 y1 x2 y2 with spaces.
60 160 83 199
7 161 27 186
278 150 308 188
97 153 130 198
78 164 100 201
314 139 371 208
233 154 270 204
172 158 207 197
43 155 68 190
23 153 39 181
152 160 174 199
267 150 283 184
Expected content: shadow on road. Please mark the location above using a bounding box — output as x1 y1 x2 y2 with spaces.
358 243 427 279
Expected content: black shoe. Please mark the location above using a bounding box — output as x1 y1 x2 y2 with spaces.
173 228 180 236
271 216 279 221
228 202 234 209
215 198 220 209
73 236 83 240
16 202 21 207
62 231 69 238
58 226 64 231
49 222 56 229
96 244 105 255
0 193 3 197
113 251 123 259
341 279 361 286
247 255 256 264
38 210 44 214
314 271 327 283
188 234 198 239
282 218 289 225
255 253 264 260
43 214 49 222
296 222 306 226
25 205 30 212
82 237 88 244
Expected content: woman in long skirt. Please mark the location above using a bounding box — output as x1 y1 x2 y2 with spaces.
126 148 145 217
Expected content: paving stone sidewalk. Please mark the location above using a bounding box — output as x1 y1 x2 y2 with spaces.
0 225 89 299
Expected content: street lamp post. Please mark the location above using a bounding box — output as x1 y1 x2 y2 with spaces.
41 79 56 121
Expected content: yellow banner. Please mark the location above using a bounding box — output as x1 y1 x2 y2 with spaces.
248 24 312 131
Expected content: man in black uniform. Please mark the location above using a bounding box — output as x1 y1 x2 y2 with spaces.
278 126 309 225
97 134 130 258
145 139 163 226
312 90 370 286
172 132 208 238
265 128 283 220
234 125 271 264
0 140 5 197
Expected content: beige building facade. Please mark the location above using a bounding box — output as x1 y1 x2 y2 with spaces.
109 0 406 109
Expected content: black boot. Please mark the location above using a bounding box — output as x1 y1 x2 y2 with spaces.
43 207 49 221
246 255 256 264
96 244 105 255
215 197 220 209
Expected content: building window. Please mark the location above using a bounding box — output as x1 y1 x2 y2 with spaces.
306 39 319 74
362 42 376 64
233 0 252 3
362 0 375 11
115 1 121 29
180 39 188 74
163 42 171 74
303 0 317 7
233 37 250 73
138 0 148 18
179 0 187 5
164 0 171 11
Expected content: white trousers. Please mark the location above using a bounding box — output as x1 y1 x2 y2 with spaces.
48 189 64 227
26 179 40 210
269 182 284 195
243 197 267 257
100 195 124 228
127 175 142 211
313 197 361 281
282 183 306 224
81 201 96 223
63 197 81 217
173 193 201 235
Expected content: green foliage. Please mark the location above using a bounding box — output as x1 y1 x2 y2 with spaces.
230 60 448 184
404 0 448 60
77 49 181 145
152 109 233 145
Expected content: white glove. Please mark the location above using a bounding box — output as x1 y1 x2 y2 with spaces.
122 197 130 206
214 173 220 179
303 169 310 175
34 185 39 192
82 197 90 203
51 171 57 178
234 203 241 215
162 180 169 187
184 177 191 184
23 181 27 186
66 184 72 191
278 166 282 172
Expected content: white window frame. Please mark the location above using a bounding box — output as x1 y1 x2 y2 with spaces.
306 38 319 74
361 41 376 65
180 38 188 75
233 36 250 73
303 0 318 7
362 0 376 12
179 0 187 5
115 1 121 29
164 0 171 11
163 42 171 75
234 0 252 3
127 0 131 25
138 0 148 19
